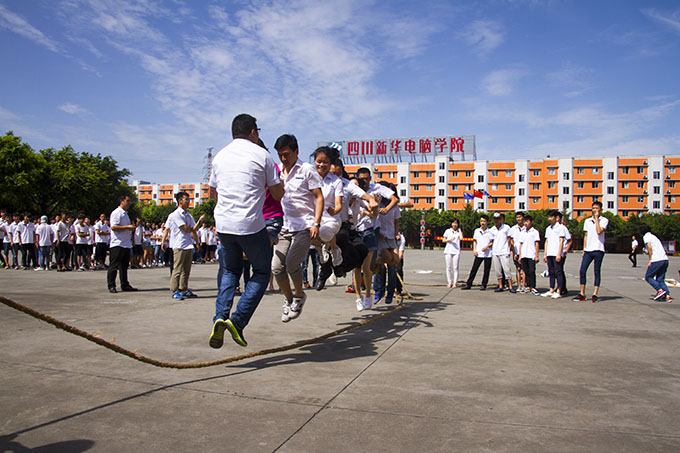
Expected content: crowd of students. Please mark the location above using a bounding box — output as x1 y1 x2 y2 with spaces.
441 202 672 302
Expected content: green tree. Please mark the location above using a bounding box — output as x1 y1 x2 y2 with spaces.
140 201 176 225
0 132 45 213
190 198 216 226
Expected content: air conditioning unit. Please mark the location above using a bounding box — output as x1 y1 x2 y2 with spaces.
667 175 671 179
643 190 647 194
644 160 648 165
668 190 672 194
667 160 671 165
643 175 648 179
644 205 648 209
667 204 671 209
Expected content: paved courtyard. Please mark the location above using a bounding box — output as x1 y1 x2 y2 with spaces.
1 250 679 452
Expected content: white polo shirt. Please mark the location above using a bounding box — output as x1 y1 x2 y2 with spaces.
583 216 608 252
51 223 59 244
520 227 540 259
544 223 566 257
356 183 395 232
36 222 53 246
491 223 511 256
443 228 462 255
320 172 343 221
473 227 495 258
110 206 132 248
561 224 571 257
95 221 110 244
17 222 36 244
643 232 668 263
75 222 90 245
379 205 401 239
509 224 525 255
166 207 196 250
56 221 70 242
340 178 366 223
210 138 280 235
279 159 323 232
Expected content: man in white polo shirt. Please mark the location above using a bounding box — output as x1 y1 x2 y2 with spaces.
462 215 495 290
107 195 137 293
573 201 608 303
542 210 566 299
162 191 205 300
491 212 515 293
208 113 284 349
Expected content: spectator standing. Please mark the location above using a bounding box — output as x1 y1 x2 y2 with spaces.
442 218 463 289
542 210 565 299
573 202 609 303
462 215 495 291
17 215 37 270
519 215 541 295
629 235 638 268
35 215 53 271
491 212 515 293
107 195 138 293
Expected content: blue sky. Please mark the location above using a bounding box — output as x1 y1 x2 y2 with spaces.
1 0 679 182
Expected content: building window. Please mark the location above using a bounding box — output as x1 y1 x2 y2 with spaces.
593 168 599 174
653 171 660 179
427 197 433 203
467 184 473 190
563 200 569 209
438 202 445 210
506 197 513 203
621 210 628 217
653 186 660 194
439 176 445 183
577 196 584 203
621 182 629 189
375 172 382 178
506 184 512 190
622 196 629 203
562 172 570 180
577 182 584 189
519 188 525 196
577 168 584 175
669 167 676 174
549 168 556 175
478 175 484 183
653 201 660 209
592 182 600 189
400 190 406 197
548 196 556 203
607 186 614 195
519 202 526 210
439 162 445 170
622 167 629 174
563 187 570 194
452 184 458 191
638 167 644 174
607 172 614 180
491 170 498 177
669 182 676 188
400 176 406 183
637 182 645 189
438 189 445 196
532 170 540 177
424 185 431 190
592 196 599 202
451 171 458 177
427 172 434 178
478 202 484 210
548 182 556 189
519 174 525 182
607 201 614 209
413 185 419 191
491 184 497 190
532 183 540 190
505 170 513 177
638 196 645 203
532 197 540 204
465 171 472 177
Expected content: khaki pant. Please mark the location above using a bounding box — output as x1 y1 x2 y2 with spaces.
171 248 193 292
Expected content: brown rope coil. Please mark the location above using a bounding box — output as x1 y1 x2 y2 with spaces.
0 295 407 369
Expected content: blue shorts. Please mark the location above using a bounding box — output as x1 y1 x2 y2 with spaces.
265 216 283 245
360 229 378 252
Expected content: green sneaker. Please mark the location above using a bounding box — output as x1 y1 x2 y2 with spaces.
225 319 247 347
209 319 227 349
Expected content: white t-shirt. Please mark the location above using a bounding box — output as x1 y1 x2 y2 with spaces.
210 138 280 235
74 222 90 245
0 220 5 241
643 232 668 263
320 172 343 221
51 223 59 244
340 178 366 224
491 223 511 256
36 223 53 246
509 224 525 255
473 227 495 258
95 221 110 244
356 183 395 232
17 222 36 244
631 239 638 249
583 216 608 252
279 159 323 231
443 228 462 255
110 207 132 248
561 224 571 257
379 206 401 239
56 221 70 242
166 207 197 250
519 227 540 260
544 223 566 257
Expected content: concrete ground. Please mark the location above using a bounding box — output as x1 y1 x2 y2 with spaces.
1 250 679 452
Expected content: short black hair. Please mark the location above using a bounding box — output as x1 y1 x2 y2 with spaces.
119 194 130 203
548 209 560 217
232 114 257 139
274 134 298 152
555 211 563 219
592 201 603 209
480 214 489 221
356 167 371 177
515 211 525 218
524 214 533 222
638 224 651 236
175 191 190 203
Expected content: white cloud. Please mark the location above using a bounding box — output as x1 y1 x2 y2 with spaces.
0 3 61 53
642 8 680 34
546 63 595 97
482 68 527 96
58 103 87 114
460 20 504 56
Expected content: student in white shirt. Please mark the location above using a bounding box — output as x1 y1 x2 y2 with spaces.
519 215 541 295
35 215 54 270
17 215 37 269
509 212 526 292
542 210 566 298
442 218 463 288
555 211 572 295
638 224 671 302
273 134 323 323
107 195 138 293
0 211 8 268
462 215 495 290
74 214 91 271
94 214 111 269
629 235 638 268
162 191 205 300
311 146 344 268
491 212 515 293
573 201 609 303
373 181 401 304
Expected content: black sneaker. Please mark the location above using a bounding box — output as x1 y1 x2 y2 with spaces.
480 286 486 291
591 295 599 303
461 286 471 290
108 287 117 293
225 319 247 347
572 294 586 302
121 286 138 292
494 288 504 293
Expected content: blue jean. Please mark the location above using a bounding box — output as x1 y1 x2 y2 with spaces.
579 250 605 287
373 263 396 300
38 245 51 268
213 228 272 330
645 260 669 293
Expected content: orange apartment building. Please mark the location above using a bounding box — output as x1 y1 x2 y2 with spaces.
133 180 216 208
346 155 680 218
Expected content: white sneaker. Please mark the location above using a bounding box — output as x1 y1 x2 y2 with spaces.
319 245 330 264
328 273 337 286
288 292 307 320
356 298 364 311
541 291 552 297
551 292 562 299
331 246 343 266
281 301 292 322
363 295 373 309
34 267 42 271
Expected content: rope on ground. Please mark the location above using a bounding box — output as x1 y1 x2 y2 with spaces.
0 295 407 369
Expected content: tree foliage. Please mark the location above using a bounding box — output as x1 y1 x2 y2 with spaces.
0 131 135 218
